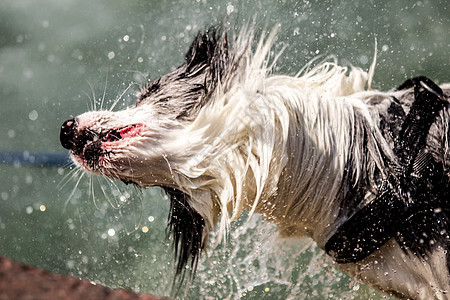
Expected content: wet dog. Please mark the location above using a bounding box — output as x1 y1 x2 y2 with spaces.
60 27 449 299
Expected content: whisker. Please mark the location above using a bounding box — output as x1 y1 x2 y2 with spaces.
119 203 141 235
82 90 95 112
109 82 139 111
63 170 85 212
100 71 109 110
108 177 130 206
99 176 121 209
86 80 98 111
124 185 144 234
89 174 101 210
58 165 82 190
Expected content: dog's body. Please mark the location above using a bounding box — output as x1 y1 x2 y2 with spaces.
60 28 450 299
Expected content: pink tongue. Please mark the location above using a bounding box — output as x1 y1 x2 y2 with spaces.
119 124 143 138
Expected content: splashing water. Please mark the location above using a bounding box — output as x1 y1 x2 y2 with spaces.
189 214 382 299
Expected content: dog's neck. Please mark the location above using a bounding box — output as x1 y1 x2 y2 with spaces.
244 79 359 245
168 67 394 248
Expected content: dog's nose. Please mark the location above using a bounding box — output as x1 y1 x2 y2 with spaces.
60 118 77 150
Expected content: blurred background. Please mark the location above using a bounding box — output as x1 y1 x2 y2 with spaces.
0 0 448 298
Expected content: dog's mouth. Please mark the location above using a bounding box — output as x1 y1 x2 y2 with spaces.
101 124 144 144
60 119 144 169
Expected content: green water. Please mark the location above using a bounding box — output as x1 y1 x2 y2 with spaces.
0 0 448 298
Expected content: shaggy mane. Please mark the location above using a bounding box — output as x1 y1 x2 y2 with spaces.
170 27 396 251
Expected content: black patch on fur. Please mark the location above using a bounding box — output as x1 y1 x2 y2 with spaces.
335 99 406 231
185 29 220 73
143 78 161 97
394 78 450 256
326 76 449 263
137 28 230 119
83 139 103 169
163 187 205 289
185 28 230 94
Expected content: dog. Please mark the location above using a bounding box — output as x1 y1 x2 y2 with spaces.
60 27 450 299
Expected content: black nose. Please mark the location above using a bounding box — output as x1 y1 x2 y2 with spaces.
60 118 77 150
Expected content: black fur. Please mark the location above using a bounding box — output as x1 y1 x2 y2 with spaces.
325 77 449 263
137 28 230 120
164 187 205 288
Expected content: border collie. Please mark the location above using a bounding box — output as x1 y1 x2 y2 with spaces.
60 27 449 299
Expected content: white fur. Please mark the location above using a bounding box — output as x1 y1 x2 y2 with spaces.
71 29 449 299
338 240 450 299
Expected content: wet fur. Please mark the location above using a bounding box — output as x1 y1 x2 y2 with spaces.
60 28 450 299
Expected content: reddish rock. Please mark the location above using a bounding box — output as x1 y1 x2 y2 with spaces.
0 256 168 300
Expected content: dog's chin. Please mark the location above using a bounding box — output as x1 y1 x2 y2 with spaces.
72 152 138 185
73 147 174 188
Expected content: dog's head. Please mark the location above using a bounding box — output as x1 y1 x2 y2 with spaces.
60 29 231 185
60 28 237 285
60 27 294 288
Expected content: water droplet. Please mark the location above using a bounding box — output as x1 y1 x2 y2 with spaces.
359 55 369 64
1 192 8 201
23 68 34 79
226 4 234 14
66 260 75 269
7 129 15 138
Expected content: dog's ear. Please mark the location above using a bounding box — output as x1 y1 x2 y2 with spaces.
185 28 217 72
137 28 230 116
185 28 229 77
164 187 205 291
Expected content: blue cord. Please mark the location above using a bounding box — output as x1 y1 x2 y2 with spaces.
0 151 73 167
